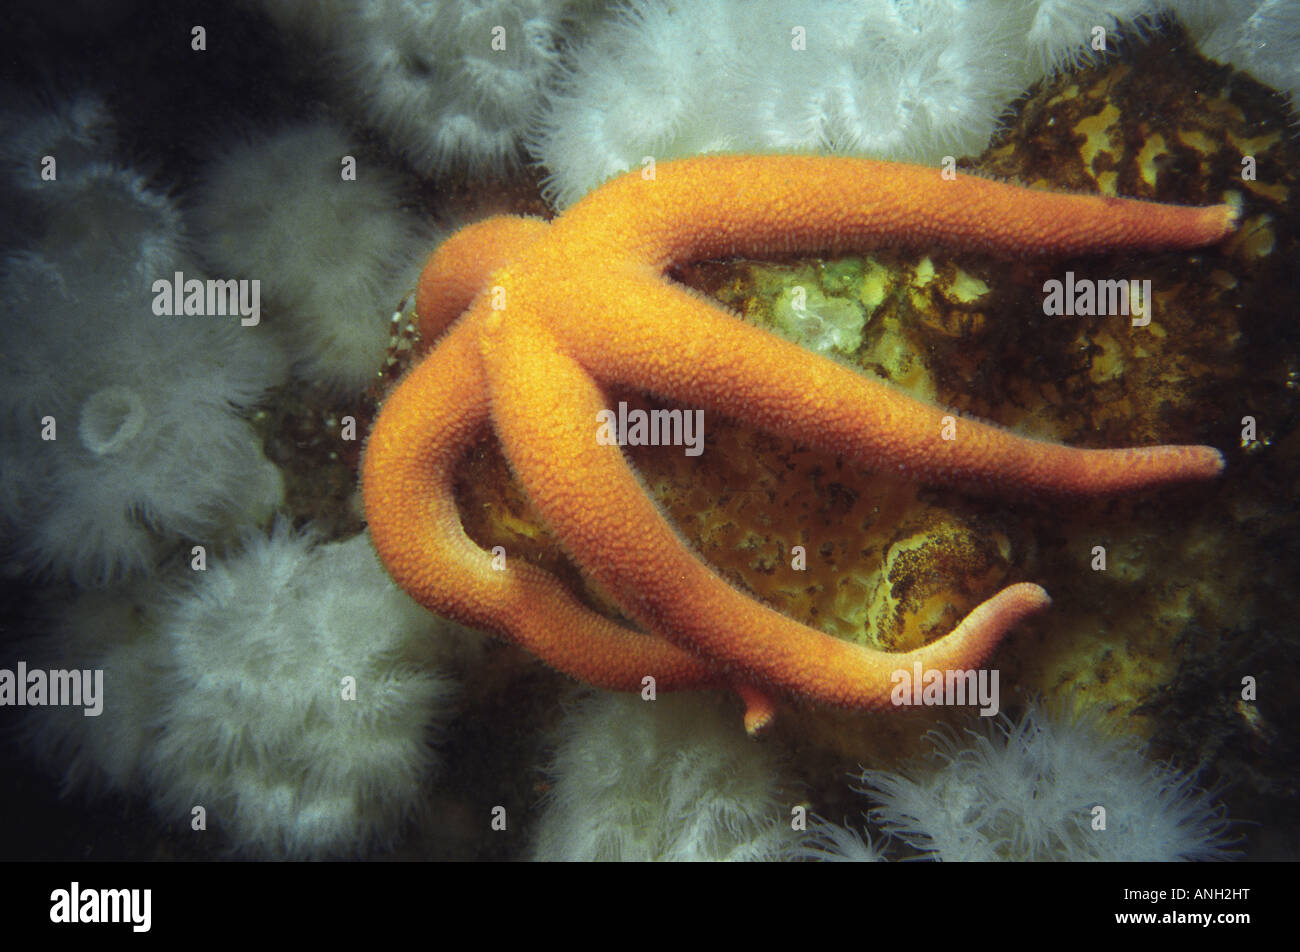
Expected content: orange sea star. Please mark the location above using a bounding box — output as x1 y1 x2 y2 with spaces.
362 155 1234 733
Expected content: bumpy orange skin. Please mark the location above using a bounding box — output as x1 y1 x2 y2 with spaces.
363 155 1232 730
364 217 726 700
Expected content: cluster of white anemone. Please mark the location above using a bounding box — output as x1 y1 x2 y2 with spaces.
0 95 285 586
247 0 583 173
800 700 1237 862
2 97 475 858
240 1 1300 207
530 0 1299 208
26 523 480 858
530 0 1027 207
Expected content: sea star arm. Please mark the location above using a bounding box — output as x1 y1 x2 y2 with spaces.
369 217 737 694
556 155 1238 265
373 214 783 722
414 215 552 340
563 275 1224 493
477 312 1051 710
363 309 726 693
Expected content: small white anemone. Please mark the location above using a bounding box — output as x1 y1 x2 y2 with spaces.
853 700 1238 861
144 524 475 858
532 691 800 861
330 0 574 174
36 163 187 288
529 0 741 209
793 817 887 862
190 121 431 392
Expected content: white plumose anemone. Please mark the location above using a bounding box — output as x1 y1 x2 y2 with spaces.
330 0 575 174
528 0 742 208
531 0 1300 209
532 691 799 861
190 121 431 393
794 818 888 862
530 0 1031 209
1003 0 1159 78
843 701 1238 861
23 526 480 858
1176 0 1300 107
0 156 287 585
145 525 474 858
